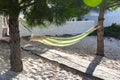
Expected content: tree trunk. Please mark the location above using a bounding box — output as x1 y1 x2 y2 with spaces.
96 7 105 56
9 16 23 72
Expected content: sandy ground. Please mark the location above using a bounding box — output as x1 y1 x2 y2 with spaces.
0 36 120 80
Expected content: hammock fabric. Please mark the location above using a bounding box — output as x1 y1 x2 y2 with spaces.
30 26 98 47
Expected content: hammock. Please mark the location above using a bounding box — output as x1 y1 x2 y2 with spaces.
30 25 98 47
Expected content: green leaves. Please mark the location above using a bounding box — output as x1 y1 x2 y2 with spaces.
24 0 89 26
0 0 89 26
83 0 103 7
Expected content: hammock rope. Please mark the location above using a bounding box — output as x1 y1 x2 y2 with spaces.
19 18 32 33
31 25 98 47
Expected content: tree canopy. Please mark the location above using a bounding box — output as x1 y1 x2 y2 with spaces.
0 0 89 26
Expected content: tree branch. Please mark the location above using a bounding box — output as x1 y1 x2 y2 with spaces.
20 1 36 9
106 2 120 9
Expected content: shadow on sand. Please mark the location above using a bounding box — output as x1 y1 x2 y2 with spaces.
0 70 19 80
82 56 103 80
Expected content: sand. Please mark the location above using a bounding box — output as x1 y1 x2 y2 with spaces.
0 36 120 80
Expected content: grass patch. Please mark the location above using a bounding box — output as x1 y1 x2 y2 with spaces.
90 24 120 39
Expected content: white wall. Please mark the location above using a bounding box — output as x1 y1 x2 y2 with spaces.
0 16 95 39
104 11 120 26
83 10 120 27
30 21 95 36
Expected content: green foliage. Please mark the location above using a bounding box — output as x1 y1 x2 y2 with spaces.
104 24 120 39
0 0 119 26
90 24 120 39
83 0 103 7
0 0 20 16
104 0 120 11
23 0 89 26
87 0 120 12
0 0 90 27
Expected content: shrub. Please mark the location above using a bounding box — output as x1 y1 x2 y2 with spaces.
90 23 120 39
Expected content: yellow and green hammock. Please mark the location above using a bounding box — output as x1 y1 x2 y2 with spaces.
20 18 98 47
30 26 98 47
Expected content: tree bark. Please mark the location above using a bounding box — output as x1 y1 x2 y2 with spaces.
9 16 23 72
96 7 105 56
